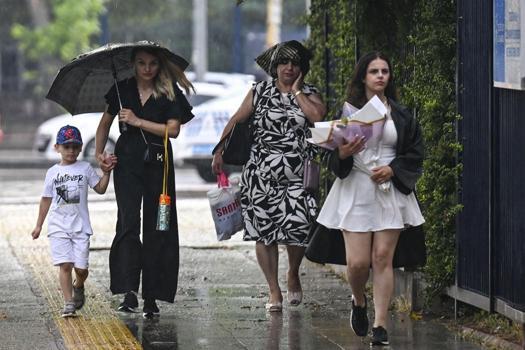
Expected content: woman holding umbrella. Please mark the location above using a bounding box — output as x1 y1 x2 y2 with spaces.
95 46 194 318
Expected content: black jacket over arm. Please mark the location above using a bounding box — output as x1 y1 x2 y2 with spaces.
327 100 424 195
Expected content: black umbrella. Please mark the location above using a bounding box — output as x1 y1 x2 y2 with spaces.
46 40 189 117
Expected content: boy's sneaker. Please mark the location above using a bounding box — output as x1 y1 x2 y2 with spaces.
371 326 389 346
61 302 77 318
143 299 160 319
72 285 85 310
350 295 369 337
118 291 138 313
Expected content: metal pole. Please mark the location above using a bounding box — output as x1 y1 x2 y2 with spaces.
488 0 495 314
305 0 311 38
266 0 282 47
99 11 110 45
454 0 462 319
192 0 208 81
232 4 244 72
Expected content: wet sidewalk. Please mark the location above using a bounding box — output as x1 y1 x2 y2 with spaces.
0 198 486 349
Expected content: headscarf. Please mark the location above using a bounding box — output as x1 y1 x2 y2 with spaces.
255 40 312 78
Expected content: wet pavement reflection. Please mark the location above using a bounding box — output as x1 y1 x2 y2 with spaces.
88 246 484 350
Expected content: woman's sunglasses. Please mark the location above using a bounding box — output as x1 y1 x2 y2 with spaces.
275 58 300 66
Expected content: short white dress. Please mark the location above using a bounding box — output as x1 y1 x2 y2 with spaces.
316 109 425 232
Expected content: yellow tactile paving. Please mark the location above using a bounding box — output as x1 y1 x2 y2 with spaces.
0 204 141 350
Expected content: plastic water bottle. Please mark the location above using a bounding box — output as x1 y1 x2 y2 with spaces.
156 194 171 231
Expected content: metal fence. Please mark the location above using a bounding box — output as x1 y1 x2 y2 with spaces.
452 0 525 324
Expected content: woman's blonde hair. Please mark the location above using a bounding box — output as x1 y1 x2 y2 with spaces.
132 48 195 101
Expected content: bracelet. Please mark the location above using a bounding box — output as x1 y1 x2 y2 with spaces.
294 90 303 97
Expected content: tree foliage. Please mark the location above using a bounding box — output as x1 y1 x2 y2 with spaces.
11 0 105 62
307 0 459 302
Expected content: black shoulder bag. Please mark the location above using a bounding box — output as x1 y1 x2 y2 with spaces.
212 82 264 166
213 115 254 166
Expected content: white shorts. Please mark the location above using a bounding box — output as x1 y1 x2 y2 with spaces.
49 232 90 269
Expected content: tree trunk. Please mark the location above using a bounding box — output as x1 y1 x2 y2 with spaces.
25 0 50 27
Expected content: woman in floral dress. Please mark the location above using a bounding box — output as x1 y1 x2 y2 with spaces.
212 40 326 312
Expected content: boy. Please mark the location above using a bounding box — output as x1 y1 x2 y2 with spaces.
31 125 115 317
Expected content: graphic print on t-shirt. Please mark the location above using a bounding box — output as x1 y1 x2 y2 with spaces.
53 172 83 204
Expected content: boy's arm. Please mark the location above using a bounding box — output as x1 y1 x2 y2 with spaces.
31 197 52 239
93 171 111 194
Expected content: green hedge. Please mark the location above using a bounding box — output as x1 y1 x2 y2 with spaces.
306 0 461 302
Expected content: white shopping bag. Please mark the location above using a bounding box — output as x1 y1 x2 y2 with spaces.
207 172 243 241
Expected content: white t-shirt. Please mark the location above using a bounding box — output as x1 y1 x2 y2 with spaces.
42 161 101 236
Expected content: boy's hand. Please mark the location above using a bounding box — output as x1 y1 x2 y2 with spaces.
96 151 117 167
100 160 115 174
103 151 117 166
31 227 41 240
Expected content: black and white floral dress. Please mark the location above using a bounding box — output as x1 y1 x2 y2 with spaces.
241 79 318 246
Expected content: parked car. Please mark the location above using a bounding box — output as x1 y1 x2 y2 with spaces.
34 73 254 163
171 92 247 182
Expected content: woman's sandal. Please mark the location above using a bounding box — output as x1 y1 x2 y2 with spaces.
287 291 303 306
265 301 283 312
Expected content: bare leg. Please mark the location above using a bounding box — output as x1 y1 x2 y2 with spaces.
255 242 282 304
342 231 373 306
59 263 74 301
286 245 305 293
73 268 89 288
371 229 401 328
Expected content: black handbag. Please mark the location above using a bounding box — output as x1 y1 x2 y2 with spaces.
143 143 165 164
213 117 253 166
212 81 268 166
140 129 164 165
305 223 346 265
305 222 427 269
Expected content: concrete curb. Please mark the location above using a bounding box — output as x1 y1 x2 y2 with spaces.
0 158 56 169
461 326 523 350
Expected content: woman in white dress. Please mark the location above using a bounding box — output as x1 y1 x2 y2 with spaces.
316 52 425 346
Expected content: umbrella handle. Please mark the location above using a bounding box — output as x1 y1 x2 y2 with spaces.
113 77 127 133
111 57 127 133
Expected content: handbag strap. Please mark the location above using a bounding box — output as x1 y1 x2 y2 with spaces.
140 128 148 145
162 126 169 195
212 82 265 155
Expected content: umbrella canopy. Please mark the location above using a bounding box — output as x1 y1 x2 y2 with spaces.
46 40 189 115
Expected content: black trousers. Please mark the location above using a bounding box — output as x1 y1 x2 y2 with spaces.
109 138 179 303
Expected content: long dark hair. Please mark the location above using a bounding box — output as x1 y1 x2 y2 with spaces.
346 51 398 108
